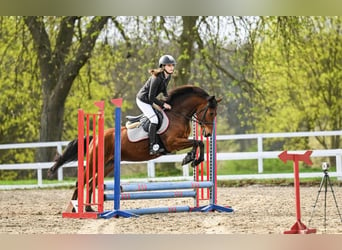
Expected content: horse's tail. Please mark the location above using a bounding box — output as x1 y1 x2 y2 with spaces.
47 136 93 178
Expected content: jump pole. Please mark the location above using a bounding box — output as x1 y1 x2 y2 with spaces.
63 101 232 218
98 98 137 219
100 116 233 216
62 101 105 219
195 118 233 213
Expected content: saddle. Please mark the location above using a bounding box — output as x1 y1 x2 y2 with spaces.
125 108 169 144
126 108 164 131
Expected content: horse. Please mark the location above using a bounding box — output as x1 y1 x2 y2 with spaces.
48 85 222 211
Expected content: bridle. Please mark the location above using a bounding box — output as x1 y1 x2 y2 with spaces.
172 102 215 127
193 104 214 127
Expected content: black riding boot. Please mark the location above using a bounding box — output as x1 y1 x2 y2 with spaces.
148 123 160 155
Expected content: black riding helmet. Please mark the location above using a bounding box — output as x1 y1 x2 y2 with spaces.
159 55 176 67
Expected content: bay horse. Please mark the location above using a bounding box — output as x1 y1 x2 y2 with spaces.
48 85 221 211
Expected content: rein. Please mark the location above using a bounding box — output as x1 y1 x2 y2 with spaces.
172 103 213 126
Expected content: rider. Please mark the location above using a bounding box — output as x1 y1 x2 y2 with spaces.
136 54 176 155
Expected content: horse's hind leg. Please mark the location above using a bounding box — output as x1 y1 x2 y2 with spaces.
70 182 79 212
68 181 94 212
84 160 114 212
69 178 95 212
85 178 95 212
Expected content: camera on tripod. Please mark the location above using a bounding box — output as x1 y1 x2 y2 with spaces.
321 162 330 172
309 161 342 230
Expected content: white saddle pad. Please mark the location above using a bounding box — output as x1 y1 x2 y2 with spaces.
126 110 169 142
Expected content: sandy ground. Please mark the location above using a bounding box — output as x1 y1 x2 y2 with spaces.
1 185 342 234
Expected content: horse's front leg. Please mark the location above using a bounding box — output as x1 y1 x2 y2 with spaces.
85 160 115 212
181 140 204 167
192 140 204 167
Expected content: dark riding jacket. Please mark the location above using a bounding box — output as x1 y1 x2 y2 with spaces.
137 72 171 108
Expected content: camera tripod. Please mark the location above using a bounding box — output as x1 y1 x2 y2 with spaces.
309 169 342 232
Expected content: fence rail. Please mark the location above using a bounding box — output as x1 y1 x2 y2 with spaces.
1 130 342 189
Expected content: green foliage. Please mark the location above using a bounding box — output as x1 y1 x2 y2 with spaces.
0 170 18 180
155 163 183 177
0 169 36 181
250 16 342 150
0 17 41 164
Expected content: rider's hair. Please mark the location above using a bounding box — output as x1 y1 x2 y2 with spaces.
149 68 164 76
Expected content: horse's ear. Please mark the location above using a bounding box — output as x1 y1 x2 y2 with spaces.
216 97 222 103
210 96 222 103
208 96 222 107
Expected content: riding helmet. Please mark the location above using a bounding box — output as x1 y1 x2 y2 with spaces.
159 55 176 67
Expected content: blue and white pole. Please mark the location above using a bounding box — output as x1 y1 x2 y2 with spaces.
99 98 137 219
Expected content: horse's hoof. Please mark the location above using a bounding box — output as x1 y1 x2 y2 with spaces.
182 152 195 165
182 158 191 166
192 160 200 167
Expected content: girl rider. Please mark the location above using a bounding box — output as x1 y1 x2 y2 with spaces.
136 55 176 155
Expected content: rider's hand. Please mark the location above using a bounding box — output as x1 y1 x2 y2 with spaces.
163 103 171 110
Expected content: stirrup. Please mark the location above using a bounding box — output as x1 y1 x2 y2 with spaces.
152 144 160 151
150 144 161 155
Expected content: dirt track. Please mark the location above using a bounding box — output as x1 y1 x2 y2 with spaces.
1 186 342 234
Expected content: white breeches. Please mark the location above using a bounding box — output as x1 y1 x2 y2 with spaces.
136 97 158 124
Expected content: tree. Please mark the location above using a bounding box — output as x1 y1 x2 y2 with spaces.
0 17 40 168
175 16 198 86
24 16 110 161
250 17 342 154
9 16 339 165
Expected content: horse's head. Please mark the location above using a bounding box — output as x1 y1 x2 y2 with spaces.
196 95 222 137
166 85 222 137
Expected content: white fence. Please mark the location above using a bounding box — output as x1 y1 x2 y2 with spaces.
1 130 342 189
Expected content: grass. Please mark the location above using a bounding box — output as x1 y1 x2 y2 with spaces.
0 159 340 188
2 176 341 188
217 158 331 175
218 177 342 187
0 178 76 186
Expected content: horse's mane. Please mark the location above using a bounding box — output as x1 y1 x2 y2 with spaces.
166 85 209 105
